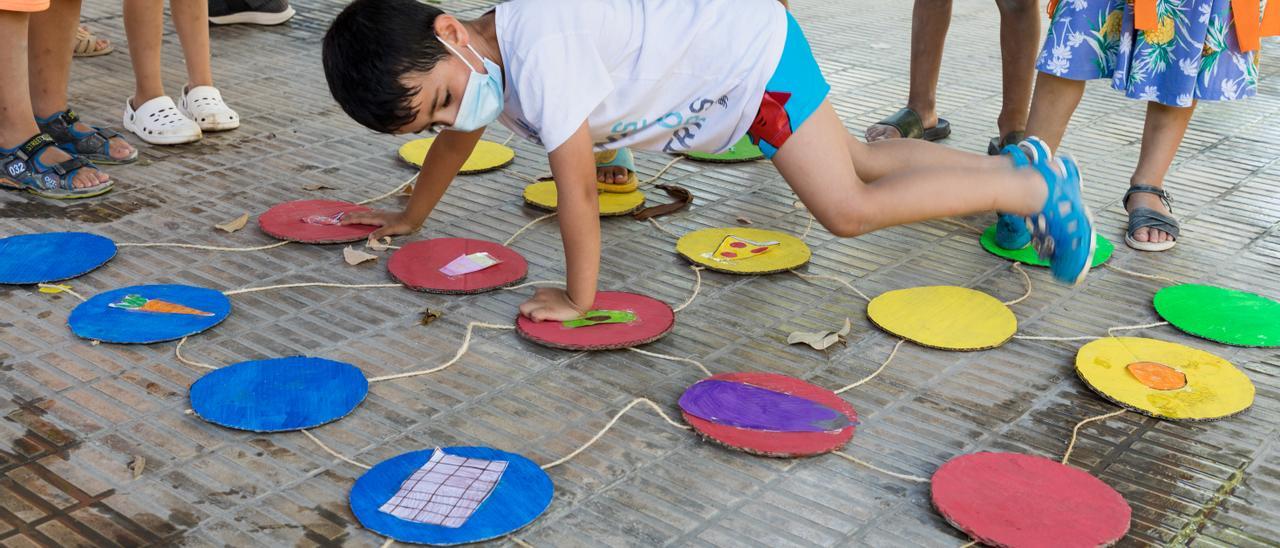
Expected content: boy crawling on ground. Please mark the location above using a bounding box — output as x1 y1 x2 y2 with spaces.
323 0 1095 322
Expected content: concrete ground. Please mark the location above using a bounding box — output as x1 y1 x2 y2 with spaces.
2 0 1279 546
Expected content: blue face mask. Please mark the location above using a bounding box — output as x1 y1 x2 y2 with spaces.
437 37 504 132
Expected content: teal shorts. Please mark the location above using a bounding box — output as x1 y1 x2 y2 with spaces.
747 13 830 159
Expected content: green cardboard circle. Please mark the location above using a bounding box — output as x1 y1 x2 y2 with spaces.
682 136 764 163
1154 284 1280 347
979 224 1113 268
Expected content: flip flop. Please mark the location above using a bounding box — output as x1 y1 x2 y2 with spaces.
867 107 951 142
594 147 639 193
1123 185 1179 252
987 130 1026 156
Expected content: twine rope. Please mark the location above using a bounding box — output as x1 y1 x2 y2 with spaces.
640 156 684 186
1102 263 1179 285
223 282 403 296
175 337 217 370
117 241 292 252
504 212 558 246
799 212 815 240
834 339 906 394
672 266 704 313
502 280 566 291
646 217 682 239
1002 262 1032 306
541 398 690 470
367 323 516 383
357 174 417 205
1061 408 1127 465
302 429 371 470
790 271 873 303
831 451 930 483
626 348 713 377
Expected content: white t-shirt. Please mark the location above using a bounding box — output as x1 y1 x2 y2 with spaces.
494 0 788 155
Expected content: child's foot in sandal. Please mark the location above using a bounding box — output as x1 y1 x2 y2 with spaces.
1123 185 1178 251
179 85 240 132
37 109 137 165
594 147 638 193
993 136 1053 250
125 95 202 145
0 133 114 199
1029 153 1096 285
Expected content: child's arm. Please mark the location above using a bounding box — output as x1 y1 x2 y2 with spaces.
518 123 600 322
341 129 485 239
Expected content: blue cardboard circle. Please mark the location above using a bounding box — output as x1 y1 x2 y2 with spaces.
0 232 116 284
68 284 231 344
190 357 369 432
351 447 554 545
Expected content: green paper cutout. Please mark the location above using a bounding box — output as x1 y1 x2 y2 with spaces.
1154 284 1280 347
563 310 637 329
684 136 764 162
979 224 1113 268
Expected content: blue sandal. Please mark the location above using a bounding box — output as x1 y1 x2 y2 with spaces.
994 137 1054 249
1027 152 1096 285
38 109 137 165
0 133 113 200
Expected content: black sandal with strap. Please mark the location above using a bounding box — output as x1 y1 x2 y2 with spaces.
0 133 113 200
867 107 951 142
1123 184 1179 252
37 109 137 165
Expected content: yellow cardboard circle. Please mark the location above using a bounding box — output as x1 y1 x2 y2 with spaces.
675 228 810 275
1075 337 1254 421
398 138 516 174
867 286 1016 350
522 181 646 217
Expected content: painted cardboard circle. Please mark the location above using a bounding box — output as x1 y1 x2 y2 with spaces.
522 181 646 216
516 291 674 350
682 136 765 163
675 227 810 275
0 232 116 285
931 452 1131 547
388 238 528 294
259 200 377 244
979 224 1113 268
68 284 231 344
351 446 553 545
867 286 1016 351
1154 284 1280 347
398 138 516 174
1075 337 1254 421
680 372 857 457
190 357 368 432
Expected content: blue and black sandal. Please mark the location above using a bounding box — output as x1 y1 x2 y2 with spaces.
993 137 1054 249
1027 153 1096 285
37 109 137 165
0 133 114 200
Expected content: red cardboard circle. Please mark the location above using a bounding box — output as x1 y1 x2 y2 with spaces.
681 372 856 457
516 291 674 350
388 238 528 294
931 452 1131 547
259 200 377 244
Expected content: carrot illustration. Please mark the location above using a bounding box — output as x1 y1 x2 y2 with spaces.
109 294 214 317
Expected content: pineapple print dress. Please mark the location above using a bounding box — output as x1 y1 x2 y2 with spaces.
1038 0 1262 107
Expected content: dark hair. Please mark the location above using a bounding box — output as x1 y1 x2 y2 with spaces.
323 0 450 133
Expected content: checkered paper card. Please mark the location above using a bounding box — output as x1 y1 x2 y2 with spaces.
378 449 508 528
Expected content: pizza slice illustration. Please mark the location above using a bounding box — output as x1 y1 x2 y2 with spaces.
711 235 780 261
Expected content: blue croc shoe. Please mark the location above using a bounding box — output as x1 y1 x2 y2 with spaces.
1029 154 1096 285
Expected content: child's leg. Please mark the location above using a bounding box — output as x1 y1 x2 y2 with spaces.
1023 72 1086 151
774 100 1045 237
29 0 135 162
123 0 167 104
171 0 212 89
994 0 1037 137
865 0 951 142
1127 101 1193 244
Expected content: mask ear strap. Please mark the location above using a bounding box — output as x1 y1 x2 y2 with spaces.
436 35 478 72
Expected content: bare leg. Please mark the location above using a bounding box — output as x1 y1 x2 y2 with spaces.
2 8 105 189
1127 101 1193 244
29 0 134 161
994 0 1038 137
1024 72 1086 151
123 0 166 105
775 100 1046 237
866 0 951 141
171 0 213 90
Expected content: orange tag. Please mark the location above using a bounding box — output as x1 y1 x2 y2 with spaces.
1135 0 1159 30
1233 0 1263 51
1127 361 1187 391
1264 0 1280 35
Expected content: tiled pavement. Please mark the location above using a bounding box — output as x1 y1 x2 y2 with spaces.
3 0 1279 546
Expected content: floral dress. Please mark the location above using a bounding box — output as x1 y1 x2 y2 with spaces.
1038 0 1262 107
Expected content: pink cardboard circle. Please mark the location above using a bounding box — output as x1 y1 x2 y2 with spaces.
516 291 675 350
258 200 377 244
387 238 528 294
931 452 1131 547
